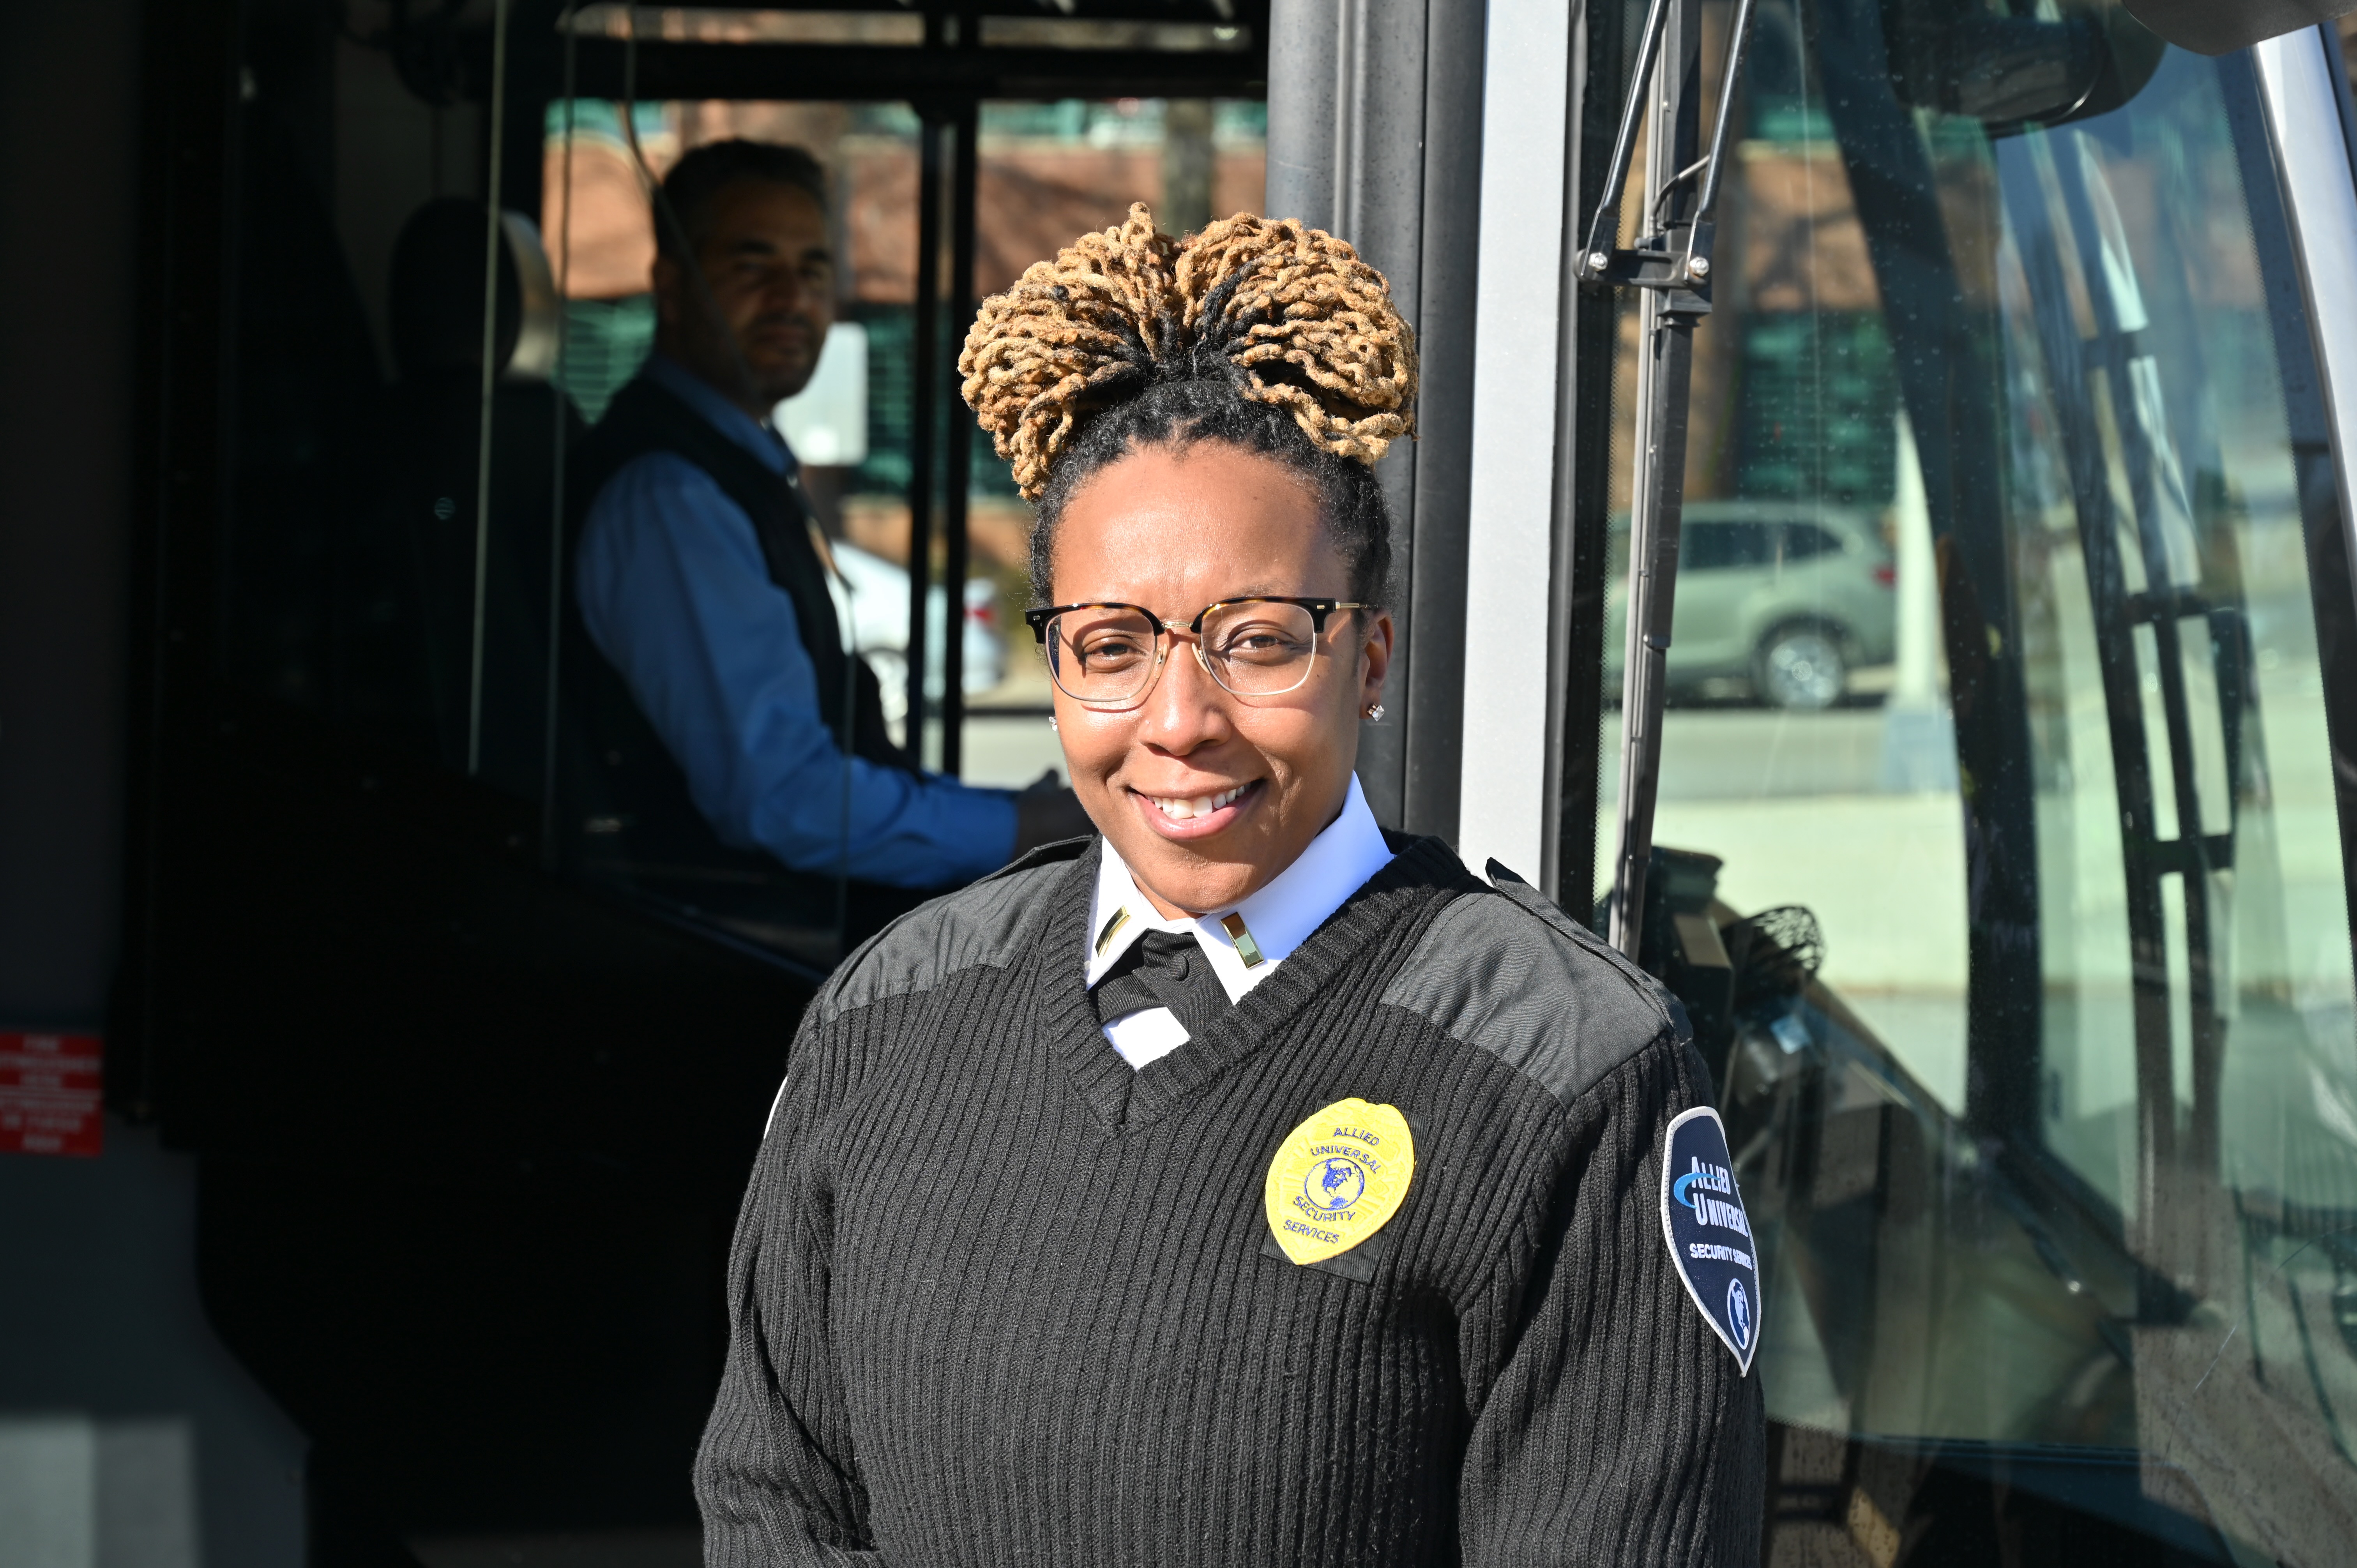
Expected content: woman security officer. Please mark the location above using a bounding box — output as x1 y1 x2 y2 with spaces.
695 206 1766 1566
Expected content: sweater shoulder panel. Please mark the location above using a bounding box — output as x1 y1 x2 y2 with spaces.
1379 860 1685 1107
814 838 1091 1025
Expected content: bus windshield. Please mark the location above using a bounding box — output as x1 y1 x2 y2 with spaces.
1591 2 2357 1555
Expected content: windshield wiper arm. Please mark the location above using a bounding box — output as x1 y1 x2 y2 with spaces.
1584 0 1759 960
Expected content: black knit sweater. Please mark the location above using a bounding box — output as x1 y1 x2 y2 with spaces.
696 835 1765 1565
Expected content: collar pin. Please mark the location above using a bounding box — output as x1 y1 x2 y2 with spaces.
1219 912 1265 968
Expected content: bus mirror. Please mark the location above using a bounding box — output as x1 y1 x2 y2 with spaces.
1880 0 2166 132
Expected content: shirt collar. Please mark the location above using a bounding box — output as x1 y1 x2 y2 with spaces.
1083 775 1395 1003
644 351 794 477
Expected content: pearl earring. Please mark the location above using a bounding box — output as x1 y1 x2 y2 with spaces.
1364 703 1386 722
1049 715 1059 731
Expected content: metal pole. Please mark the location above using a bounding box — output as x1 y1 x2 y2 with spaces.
542 10 578 867
467 0 512 776
1552 0 1632 921
940 97 979 777
905 108 944 763
1606 0 1704 960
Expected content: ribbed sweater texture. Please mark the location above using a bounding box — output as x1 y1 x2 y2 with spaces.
696 836 1765 1566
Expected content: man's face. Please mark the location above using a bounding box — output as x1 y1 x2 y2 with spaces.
654 178 836 410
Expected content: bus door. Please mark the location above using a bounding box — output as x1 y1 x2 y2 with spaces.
125 2 1267 1559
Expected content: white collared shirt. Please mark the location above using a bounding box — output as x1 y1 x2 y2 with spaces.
1083 775 1396 1069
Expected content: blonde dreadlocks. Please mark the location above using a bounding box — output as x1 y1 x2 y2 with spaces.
958 204 1418 602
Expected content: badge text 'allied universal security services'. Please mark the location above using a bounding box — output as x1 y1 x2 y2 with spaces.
1265 1098 1415 1266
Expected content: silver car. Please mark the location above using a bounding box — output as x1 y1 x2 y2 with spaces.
1605 502 1895 708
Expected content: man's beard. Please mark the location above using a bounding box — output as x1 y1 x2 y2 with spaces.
740 312 821 404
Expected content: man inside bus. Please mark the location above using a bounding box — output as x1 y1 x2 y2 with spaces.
571 139 1088 936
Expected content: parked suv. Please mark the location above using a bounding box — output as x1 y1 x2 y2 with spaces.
1605 501 1895 708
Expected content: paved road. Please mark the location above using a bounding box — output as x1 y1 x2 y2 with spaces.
1596 703 1948 802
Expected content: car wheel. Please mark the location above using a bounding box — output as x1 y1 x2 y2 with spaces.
1754 625 1846 710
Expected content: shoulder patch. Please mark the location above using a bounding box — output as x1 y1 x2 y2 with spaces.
819 842 1090 1023
1378 873 1678 1105
1661 1107 1760 1374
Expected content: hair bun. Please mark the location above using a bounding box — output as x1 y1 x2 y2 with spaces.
959 203 1417 500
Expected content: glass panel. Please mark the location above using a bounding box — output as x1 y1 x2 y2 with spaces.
226 4 540 778
544 95 926 966
223 26 1272 971
955 97 1267 788
538 88 1270 964
1592 1 2357 1555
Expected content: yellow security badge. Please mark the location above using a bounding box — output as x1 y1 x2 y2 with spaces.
1264 1098 1416 1266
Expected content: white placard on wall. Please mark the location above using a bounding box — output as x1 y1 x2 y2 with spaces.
774 320 869 466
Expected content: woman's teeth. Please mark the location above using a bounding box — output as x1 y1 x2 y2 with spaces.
1145 784 1248 821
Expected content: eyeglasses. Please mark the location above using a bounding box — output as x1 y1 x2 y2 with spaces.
1023 597 1374 709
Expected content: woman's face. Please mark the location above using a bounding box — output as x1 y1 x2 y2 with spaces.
1048 442 1393 917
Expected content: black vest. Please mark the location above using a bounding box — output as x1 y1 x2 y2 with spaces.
570 374 908 770
561 373 933 946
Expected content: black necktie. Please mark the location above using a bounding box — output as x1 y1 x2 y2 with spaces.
1092 929 1234 1041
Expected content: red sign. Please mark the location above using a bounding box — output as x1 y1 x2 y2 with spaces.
0 1032 103 1157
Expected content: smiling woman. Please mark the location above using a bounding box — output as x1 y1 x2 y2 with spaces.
1033 443 1389 913
693 204 1767 1567
972 205 1406 917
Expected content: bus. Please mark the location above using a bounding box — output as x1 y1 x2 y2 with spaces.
89 0 2357 1561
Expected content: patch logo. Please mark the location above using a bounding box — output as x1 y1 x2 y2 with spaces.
1661 1106 1762 1374
1265 1098 1415 1266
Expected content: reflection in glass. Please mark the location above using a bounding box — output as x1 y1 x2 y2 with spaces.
223 11 574 800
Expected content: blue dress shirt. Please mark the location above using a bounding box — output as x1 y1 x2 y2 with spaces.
576 355 1019 888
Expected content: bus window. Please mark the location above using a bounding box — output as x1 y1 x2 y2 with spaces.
221 52 538 772
1594 1 2357 1553
166 10 1274 1557
220 9 581 810
539 92 1263 966
219 7 1267 972
543 93 923 967
542 85 1265 964
956 98 1269 790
